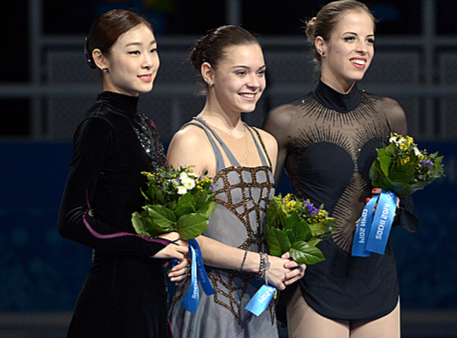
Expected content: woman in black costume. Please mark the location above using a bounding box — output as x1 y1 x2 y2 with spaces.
263 1 420 337
58 9 189 338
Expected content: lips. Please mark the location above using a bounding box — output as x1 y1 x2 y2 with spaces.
350 58 367 69
138 74 153 82
239 93 256 99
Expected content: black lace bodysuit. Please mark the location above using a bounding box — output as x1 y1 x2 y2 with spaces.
264 81 419 321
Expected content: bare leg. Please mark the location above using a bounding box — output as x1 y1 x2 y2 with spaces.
350 299 400 338
286 287 350 338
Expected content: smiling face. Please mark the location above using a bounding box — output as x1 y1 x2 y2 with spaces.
101 24 160 96
211 43 266 114
318 10 375 93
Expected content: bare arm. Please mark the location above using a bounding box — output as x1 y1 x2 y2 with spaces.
167 124 304 289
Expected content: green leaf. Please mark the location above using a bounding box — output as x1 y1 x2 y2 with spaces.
193 189 210 209
145 205 176 228
265 227 291 257
131 211 150 237
290 241 325 265
197 201 218 219
291 220 312 242
176 213 209 240
283 211 302 231
174 193 196 218
149 183 165 205
377 150 392 178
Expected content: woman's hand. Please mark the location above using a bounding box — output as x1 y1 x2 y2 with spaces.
153 232 190 284
167 254 190 285
266 254 305 290
370 188 400 214
153 232 188 261
281 251 306 286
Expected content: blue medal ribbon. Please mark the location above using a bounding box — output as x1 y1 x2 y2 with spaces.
365 190 397 255
181 239 215 313
352 190 397 256
352 195 378 257
246 284 277 316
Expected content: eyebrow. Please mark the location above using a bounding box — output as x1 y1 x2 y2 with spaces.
125 39 157 47
232 65 266 70
344 32 375 37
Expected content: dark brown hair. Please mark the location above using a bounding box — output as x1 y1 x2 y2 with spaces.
189 25 260 72
85 9 153 69
305 0 376 67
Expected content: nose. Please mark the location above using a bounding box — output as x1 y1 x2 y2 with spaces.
356 41 368 54
246 73 261 89
142 52 157 70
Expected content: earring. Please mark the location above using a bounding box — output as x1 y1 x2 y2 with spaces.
209 82 213 88
103 67 109 73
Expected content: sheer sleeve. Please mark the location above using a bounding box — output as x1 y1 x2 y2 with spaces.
378 97 421 232
57 116 168 257
262 103 298 187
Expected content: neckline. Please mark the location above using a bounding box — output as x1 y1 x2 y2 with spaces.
312 80 361 113
96 91 139 117
195 115 247 139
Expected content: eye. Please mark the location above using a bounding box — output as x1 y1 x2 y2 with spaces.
150 48 158 53
367 38 375 45
235 70 247 76
344 36 356 42
257 69 266 76
128 50 140 55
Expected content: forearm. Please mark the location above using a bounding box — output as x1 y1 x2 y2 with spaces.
58 204 167 257
196 235 260 274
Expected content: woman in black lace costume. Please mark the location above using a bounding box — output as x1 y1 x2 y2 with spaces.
57 10 188 338
263 1 420 337
168 25 305 337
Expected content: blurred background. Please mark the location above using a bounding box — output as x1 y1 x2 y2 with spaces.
0 0 456 337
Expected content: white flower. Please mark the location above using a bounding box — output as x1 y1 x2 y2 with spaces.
181 177 196 190
414 147 421 156
179 172 189 180
177 186 187 195
389 136 398 144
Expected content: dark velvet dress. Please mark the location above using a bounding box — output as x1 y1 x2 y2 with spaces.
264 81 420 322
58 91 171 337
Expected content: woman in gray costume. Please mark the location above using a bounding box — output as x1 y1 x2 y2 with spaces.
168 25 306 337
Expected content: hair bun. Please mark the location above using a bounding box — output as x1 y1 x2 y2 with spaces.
305 17 317 42
84 36 97 69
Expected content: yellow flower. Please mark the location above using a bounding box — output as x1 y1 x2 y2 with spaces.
401 157 410 165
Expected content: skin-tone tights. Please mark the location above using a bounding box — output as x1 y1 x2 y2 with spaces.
286 288 400 338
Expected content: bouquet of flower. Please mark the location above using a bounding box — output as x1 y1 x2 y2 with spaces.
369 133 445 196
131 165 218 240
265 194 337 265
246 194 337 316
353 133 445 257
131 165 217 313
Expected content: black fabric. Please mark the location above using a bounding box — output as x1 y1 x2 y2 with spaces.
58 91 170 337
264 80 420 322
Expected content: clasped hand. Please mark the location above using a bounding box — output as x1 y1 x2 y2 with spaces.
154 231 190 285
266 252 306 290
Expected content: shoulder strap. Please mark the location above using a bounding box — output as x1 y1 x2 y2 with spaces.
247 125 272 168
181 120 229 172
192 117 240 168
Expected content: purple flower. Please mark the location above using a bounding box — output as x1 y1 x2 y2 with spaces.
420 159 433 166
304 201 319 215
